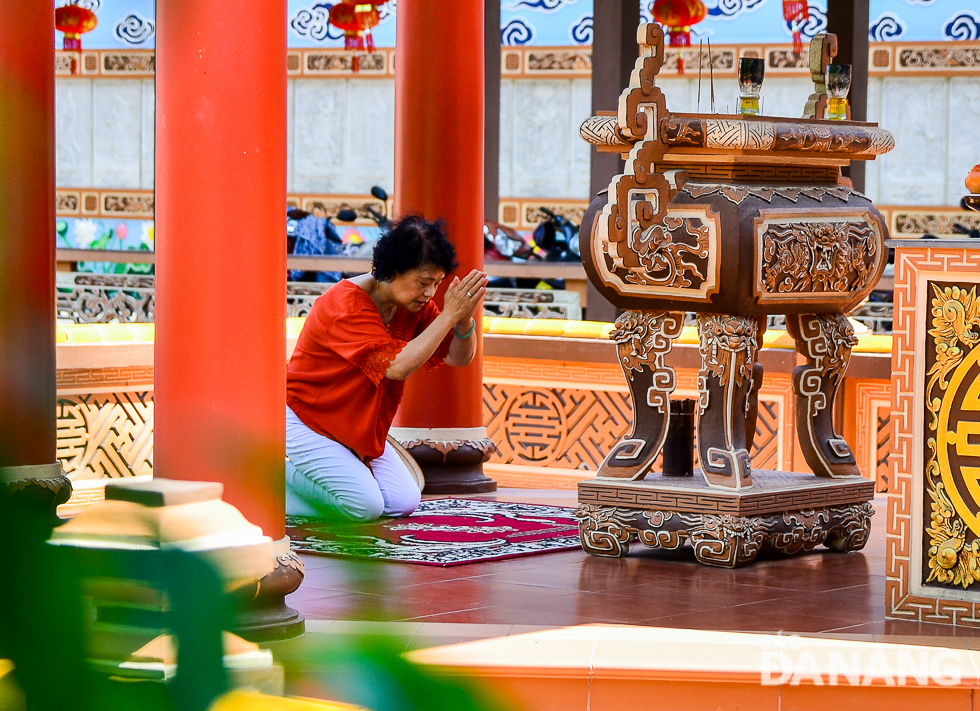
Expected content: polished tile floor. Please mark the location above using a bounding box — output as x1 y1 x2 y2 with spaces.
288 489 980 641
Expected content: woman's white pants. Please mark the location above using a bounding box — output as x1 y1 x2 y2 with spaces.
285 406 421 522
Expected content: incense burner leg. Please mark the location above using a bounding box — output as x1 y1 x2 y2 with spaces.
744 317 767 452
745 362 765 453
598 310 684 481
695 314 760 490
786 313 861 478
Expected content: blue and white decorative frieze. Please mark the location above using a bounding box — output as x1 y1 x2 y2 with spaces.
783 3 827 42
290 2 345 43
870 12 906 42
505 0 583 13
286 0 395 48
113 11 154 46
945 11 980 41
707 0 767 20
640 0 653 23
54 0 980 49
569 14 593 44
56 0 154 49
502 18 536 46
378 0 395 22
503 0 588 45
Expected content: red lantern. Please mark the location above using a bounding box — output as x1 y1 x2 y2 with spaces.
55 3 98 75
653 0 707 74
328 1 388 73
783 0 809 55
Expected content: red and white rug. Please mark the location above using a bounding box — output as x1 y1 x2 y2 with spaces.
286 498 581 566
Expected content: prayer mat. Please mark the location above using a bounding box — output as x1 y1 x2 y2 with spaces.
286 498 581 566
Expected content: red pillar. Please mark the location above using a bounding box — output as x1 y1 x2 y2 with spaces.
392 0 495 493
155 1 287 538
0 2 57 471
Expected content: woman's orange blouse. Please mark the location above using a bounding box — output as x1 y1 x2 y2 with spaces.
287 280 452 461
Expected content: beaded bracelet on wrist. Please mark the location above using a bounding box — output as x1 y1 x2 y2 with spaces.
454 318 476 339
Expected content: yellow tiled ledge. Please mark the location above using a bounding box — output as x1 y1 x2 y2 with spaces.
59 317 893 354
57 322 155 344
407 625 980 711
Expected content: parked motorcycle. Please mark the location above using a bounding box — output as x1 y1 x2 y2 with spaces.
483 207 581 289
532 207 580 262
286 186 391 281
286 206 345 282
332 185 392 258
484 221 538 262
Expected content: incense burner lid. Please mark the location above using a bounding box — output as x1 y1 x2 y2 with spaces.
580 112 895 163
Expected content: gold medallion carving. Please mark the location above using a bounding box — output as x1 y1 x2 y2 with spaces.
925 284 980 588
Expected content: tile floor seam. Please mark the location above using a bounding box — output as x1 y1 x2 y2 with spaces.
399 605 497 622
719 597 886 621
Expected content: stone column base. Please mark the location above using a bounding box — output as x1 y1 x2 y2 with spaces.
0 462 72 527
231 538 305 642
390 427 498 495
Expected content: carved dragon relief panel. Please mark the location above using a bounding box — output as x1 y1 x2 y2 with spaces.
595 202 721 301
753 212 883 303
586 24 723 304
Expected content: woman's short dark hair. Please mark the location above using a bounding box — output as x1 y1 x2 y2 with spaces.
372 215 459 282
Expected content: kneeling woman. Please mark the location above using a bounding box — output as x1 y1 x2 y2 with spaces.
285 216 487 522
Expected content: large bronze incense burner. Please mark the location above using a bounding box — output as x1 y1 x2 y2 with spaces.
575 27 893 567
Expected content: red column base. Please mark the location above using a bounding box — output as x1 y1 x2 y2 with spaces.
231 546 305 642
0 463 72 529
393 432 498 495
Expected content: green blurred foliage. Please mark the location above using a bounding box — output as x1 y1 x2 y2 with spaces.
0 491 507 711
0 663 26 711
274 634 506 711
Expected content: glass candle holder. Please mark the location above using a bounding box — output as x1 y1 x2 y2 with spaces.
825 63 852 121
738 58 765 116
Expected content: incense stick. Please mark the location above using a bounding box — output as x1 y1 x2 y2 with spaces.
707 37 716 113
697 40 704 113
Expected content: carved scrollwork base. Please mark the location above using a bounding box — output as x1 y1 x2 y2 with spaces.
825 501 875 552
686 513 769 567
575 504 637 558
576 501 874 568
